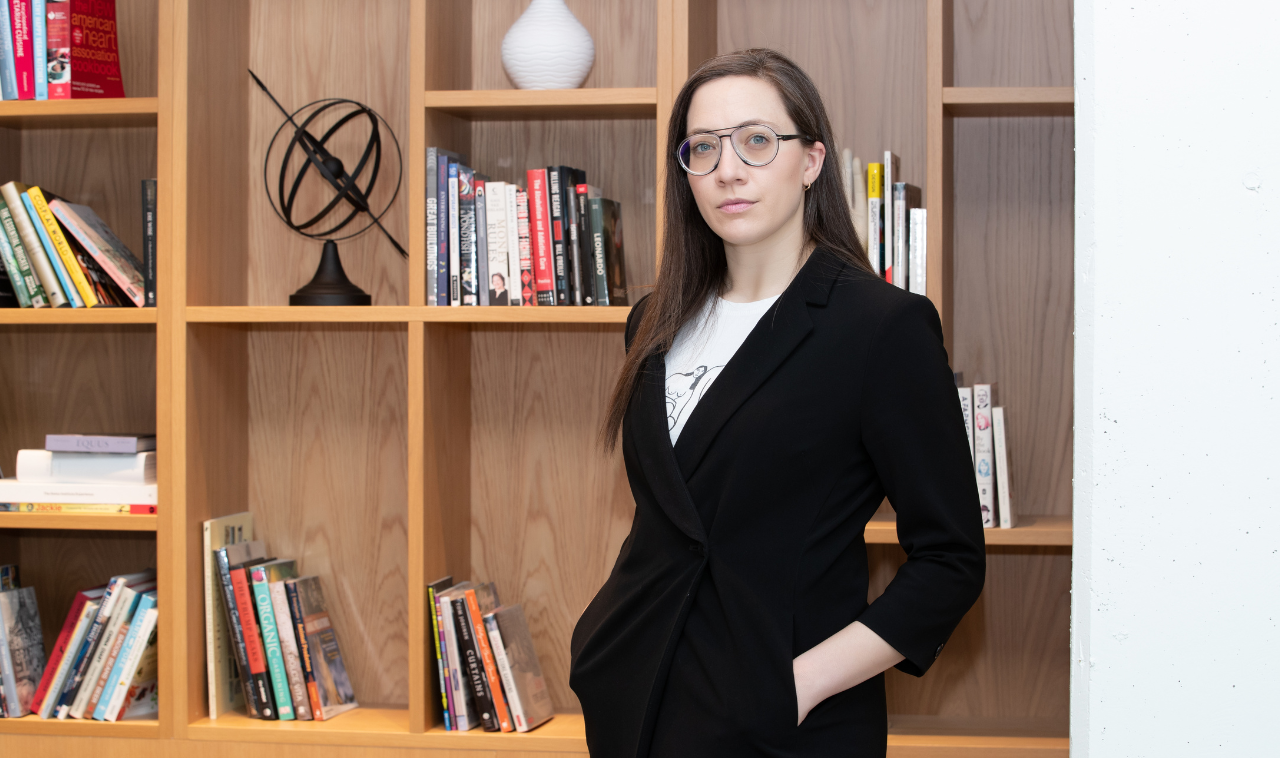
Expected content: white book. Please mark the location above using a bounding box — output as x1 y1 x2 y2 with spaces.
992 407 1016 528
867 194 881 275
203 512 253 720
958 387 974 462
882 151 900 285
973 383 998 528
483 611 527 731
438 585 474 730
909 208 927 296
102 607 157 721
67 582 153 718
16 450 155 485
0 479 157 505
505 184 521 307
485 181 510 306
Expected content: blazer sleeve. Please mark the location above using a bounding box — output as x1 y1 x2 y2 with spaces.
853 295 987 677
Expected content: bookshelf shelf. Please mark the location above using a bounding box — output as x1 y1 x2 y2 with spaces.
420 305 631 324
0 512 158 531
0 308 158 325
0 96 160 128
865 514 1072 547
423 87 658 120
942 87 1074 117
183 305 633 324
0 714 160 738
187 708 409 746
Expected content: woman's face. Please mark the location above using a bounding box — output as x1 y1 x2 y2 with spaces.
684 75 825 250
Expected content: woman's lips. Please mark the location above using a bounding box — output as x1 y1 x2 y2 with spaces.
718 199 755 214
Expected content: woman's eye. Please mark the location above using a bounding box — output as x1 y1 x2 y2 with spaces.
693 143 714 153
748 135 768 146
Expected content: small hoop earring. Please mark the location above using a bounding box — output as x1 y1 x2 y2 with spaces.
804 181 812 191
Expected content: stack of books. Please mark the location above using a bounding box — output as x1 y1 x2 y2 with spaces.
0 180 155 309
428 576 553 733
203 512 357 722
0 0 124 102
957 377 1016 529
0 433 157 515
3 568 159 721
427 148 630 308
863 151 927 295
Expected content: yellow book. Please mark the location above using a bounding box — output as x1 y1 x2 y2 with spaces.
867 163 883 199
27 186 98 307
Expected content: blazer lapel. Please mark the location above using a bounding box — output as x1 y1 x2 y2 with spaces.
672 249 846 481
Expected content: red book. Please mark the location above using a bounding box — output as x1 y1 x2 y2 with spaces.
515 187 536 307
45 0 70 99
65 0 125 98
31 582 108 714
465 589 513 732
230 566 275 718
9 0 33 100
525 169 556 306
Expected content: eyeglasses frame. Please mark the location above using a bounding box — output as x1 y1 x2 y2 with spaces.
677 123 812 176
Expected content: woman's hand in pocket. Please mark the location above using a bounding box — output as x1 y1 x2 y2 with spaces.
792 621 906 725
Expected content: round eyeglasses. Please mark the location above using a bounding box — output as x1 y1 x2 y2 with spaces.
677 124 809 176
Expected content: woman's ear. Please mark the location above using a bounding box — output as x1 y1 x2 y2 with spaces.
804 141 827 188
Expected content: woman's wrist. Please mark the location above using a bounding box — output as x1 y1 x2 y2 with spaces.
792 621 906 726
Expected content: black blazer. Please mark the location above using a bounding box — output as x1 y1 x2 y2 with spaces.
569 249 986 758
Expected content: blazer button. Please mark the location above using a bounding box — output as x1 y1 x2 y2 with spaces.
935 642 945 659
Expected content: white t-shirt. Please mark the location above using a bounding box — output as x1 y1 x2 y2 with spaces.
664 294 780 445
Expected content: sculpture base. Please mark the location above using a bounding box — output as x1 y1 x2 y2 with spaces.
290 240 372 306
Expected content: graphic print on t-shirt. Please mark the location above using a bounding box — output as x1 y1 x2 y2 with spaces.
666 364 726 432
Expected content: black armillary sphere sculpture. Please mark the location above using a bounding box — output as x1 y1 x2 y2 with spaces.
251 70 406 306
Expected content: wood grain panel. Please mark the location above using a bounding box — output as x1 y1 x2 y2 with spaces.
246 0 411 306
718 0 929 192
471 0 657 91
0 325 156 474
469 324 634 713
468 119 658 293
424 0 472 92
246 324 410 707
953 0 1074 88
118 0 160 98
870 545 1070 725
951 116 1074 517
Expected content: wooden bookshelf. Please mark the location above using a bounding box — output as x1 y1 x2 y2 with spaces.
1 0 1073 754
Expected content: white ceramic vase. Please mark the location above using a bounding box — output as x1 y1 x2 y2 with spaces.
501 0 595 90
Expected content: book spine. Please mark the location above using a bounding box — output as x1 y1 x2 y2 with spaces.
453 596 496 731
3 503 155 514
0 0 16 100
505 185 521 307
448 162 460 306
49 200 145 306
426 147 438 305
428 587 451 730
9 0 31 99
588 198 608 306
908 207 927 295
215 551 259 718
82 621 128 718
892 183 907 290
19 192 80 306
474 180 489 306
28 187 97 305
574 185 595 305
973 383 997 528
882 151 898 284
440 593 472 730
515 188 535 306
465 590 512 731
0 218 29 306
249 568 294 720
0 203 45 305
29 0 42 99
102 609 157 721
42 0 64 98
284 580 324 721
546 168 568 305
53 578 120 718
458 167 477 305
483 613 527 731
230 567 276 718
141 179 156 306
601 200 628 305
564 173 584 305
993 407 1016 528
0 603 19 715
958 386 974 461
268 582 312 720
437 158 450 305
0 199 55 305
483 181 508 308
31 592 87 713
866 163 882 276
92 593 155 720
526 170 555 305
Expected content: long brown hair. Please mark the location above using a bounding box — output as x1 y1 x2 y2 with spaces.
600 48 873 451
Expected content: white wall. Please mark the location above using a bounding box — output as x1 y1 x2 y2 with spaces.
1074 1 1280 754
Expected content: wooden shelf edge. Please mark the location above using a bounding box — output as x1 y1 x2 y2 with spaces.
424 87 658 120
0 512 158 531
866 515 1071 547
184 305 632 324
0 714 160 738
0 308 158 325
0 96 160 127
425 305 631 324
943 86 1074 117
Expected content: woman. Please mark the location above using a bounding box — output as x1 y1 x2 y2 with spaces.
569 49 986 758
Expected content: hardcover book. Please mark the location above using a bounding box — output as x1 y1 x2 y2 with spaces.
452 592 496 731
484 181 510 306
447 161 461 306
36 599 96 717
250 563 295 720
141 179 156 305
426 576 453 729
101 605 156 721
458 167 477 305
908 207 927 296
283 578 323 720
0 197 46 306
474 179 489 306
515 187 535 306
992 407 1017 529
427 146 440 305
866 162 882 275
21 189 82 306
0 586 44 716
261 559 314 720
215 542 268 717
49 198 145 307
526 169 555 305
973 383 998 528
490 604 553 731
437 582 476 729
881 151 900 285
0 194 63 306
70 580 154 718
9 0 33 99
16 449 155 484
574 183 600 305
30 0 43 99
291 576 357 720
203 513 252 720
504 184 521 306
464 587 512 731
44 0 67 98
46 434 156 454
546 167 568 305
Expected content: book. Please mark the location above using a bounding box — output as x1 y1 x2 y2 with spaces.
62 0 123 98
264 563 311 720
16 450 155 484
46 433 156 454
21 190 82 307
515 187 535 306
250 562 295 720
0 195 63 306
0 502 155 514
0 586 44 716
908 207 927 296
283 578 323 720
882 151 900 285
30 0 43 99
600 199 629 305
0 0 16 100
526 169 555 305
482 611 522 730
892 182 920 292
490 604 553 731
426 147 440 305
437 582 475 730
35 598 95 717
452 591 497 731
992 407 1016 529
546 167 569 305
215 541 267 717
973 383 997 528
99 602 156 720
0 565 15 590
65 227 127 305
426 576 453 729
505 183 521 307
103 608 157 721
447 161 461 306
562 169 584 305
0 197 46 306
458 167 477 305
0 220 29 307
69 580 154 718
958 386 974 462
86 589 154 720
140 179 156 306
49 198 145 306
202 511 252 720
484 181 510 306
0 479 157 505
464 587 512 731
0 256 17 307
290 576 357 719
438 155 452 305
44 0 67 98
475 179 489 306
227 546 275 718
9 1 33 99
866 162 882 275
574 183 600 305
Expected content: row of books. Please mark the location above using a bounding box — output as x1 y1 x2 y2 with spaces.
0 433 158 514
2 568 158 721
0 0 124 101
0 180 154 309
866 151 927 295
203 512 356 721
427 148 630 308
957 379 1016 529
428 576 553 732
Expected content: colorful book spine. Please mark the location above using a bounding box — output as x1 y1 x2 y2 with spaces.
600 199 628 305
546 168 568 305
453 596 496 731
44 0 67 99
458 167 477 305
882 151 900 285
21 192 81 306
483 612 526 730
0 503 155 514
250 566 295 720
35 599 96 717
0 196 58 305
74 586 145 718
447 161 461 306
30 0 43 99
268 580 312 720
866 162 882 276
973 383 997 528
101 607 157 721
439 590 473 730
427 584 451 729
465 590 512 731
0 216 30 306
141 179 156 306
91 591 155 720
993 407 1016 529
28 187 97 305
526 169 555 305
426 147 439 305
9 0 32 99
0 0 15 100
53 575 124 718
574 184 595 305
229 565 276 718
284 579 324 721
437 156 450 305
515 187 534 306
474 179 489 306
588 197 609 306
48 199 146 306
504 184 521 307
0 201 44 305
